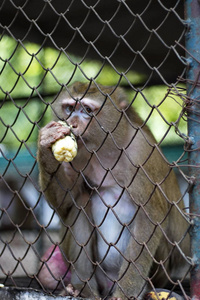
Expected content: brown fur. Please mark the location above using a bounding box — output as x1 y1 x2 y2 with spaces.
37 82 190 299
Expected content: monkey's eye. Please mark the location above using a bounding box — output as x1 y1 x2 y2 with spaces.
84 106 93 115
64 105 74 115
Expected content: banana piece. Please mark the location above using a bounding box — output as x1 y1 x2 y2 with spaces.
144 289 184 300
52 121 78 163
146 291 176 300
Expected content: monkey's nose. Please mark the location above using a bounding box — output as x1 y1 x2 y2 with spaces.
71 123 78 128
68 119 77 129
68 116 79 129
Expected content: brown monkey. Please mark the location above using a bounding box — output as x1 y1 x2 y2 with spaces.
37 82 190 299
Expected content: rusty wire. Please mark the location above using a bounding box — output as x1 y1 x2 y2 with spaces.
0 1 193 299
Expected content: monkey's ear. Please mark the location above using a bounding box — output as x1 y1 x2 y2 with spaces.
119 100 128 110
115 88 129 110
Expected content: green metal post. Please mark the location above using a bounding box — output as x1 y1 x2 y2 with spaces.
185 0 200 298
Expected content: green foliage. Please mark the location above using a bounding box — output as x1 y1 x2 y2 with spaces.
129 85 186 145
0 36 186 151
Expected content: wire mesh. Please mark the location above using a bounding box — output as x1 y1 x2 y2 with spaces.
0 1 192 299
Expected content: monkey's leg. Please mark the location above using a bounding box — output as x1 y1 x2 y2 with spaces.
112 215 169 300
61 203 101 299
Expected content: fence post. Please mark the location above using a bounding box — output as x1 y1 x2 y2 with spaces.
185 0 200 298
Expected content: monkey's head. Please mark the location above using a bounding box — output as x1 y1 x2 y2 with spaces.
52 82 140 151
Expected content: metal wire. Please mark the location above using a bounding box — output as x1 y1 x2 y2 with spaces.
0 1 192 299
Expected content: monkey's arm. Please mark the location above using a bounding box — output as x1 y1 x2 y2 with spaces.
37 121 81 218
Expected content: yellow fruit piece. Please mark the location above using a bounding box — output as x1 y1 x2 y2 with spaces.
147 291 176 300
52 122 77 162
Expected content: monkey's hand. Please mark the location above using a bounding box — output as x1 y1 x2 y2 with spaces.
52 121 78 162
60 284 80 297
38 121 75 171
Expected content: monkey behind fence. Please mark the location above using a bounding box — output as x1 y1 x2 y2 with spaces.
37 82 190 299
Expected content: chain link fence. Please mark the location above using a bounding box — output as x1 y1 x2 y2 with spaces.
0 1 193 299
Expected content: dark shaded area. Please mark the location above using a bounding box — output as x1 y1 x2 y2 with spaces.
0 0 186 84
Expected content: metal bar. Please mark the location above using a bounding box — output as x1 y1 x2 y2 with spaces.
185 0 200 298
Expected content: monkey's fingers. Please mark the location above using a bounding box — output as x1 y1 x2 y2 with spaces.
144 289 185 300
60 283 79 297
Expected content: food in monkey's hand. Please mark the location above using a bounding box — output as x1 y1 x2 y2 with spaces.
52 136 77 162
52 121 77 162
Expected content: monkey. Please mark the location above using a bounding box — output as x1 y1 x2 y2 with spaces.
37 82 190 299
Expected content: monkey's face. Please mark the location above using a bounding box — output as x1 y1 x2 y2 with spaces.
60 96 107 150
52 83 128 151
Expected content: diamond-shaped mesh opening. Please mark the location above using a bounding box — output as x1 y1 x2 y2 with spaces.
0 1 192 299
